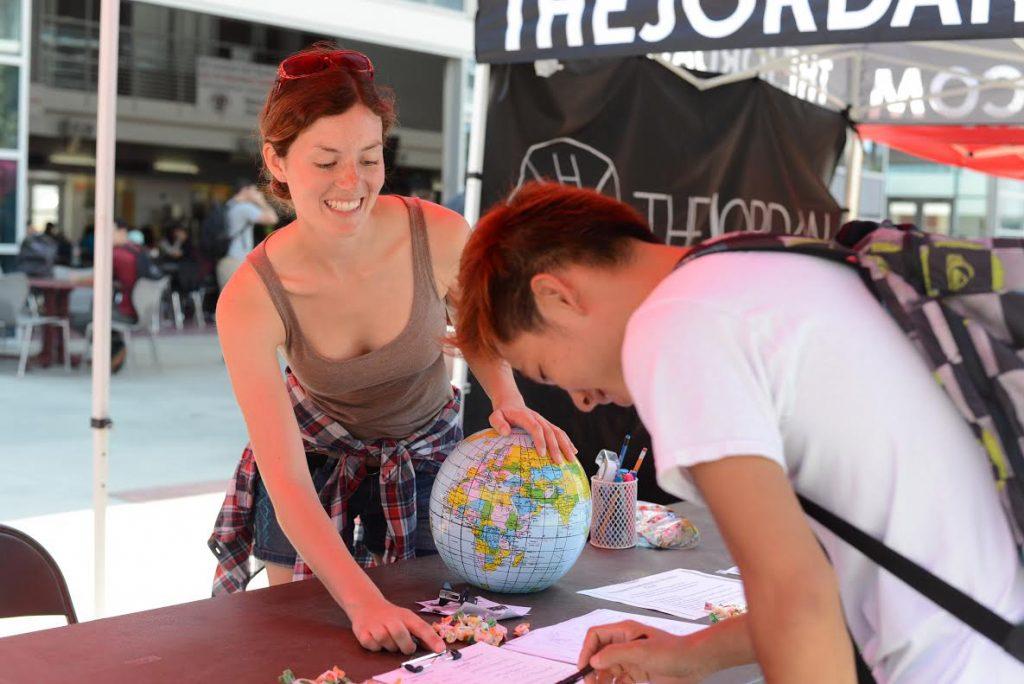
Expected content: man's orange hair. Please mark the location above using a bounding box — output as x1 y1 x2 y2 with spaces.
451 182 658 359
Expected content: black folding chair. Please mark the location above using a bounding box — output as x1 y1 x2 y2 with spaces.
0 524 77 624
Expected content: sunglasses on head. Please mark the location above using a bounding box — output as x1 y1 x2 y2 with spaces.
274 50 374 94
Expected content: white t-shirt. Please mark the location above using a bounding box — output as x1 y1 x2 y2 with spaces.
621 251 1024 683
225 200 262 260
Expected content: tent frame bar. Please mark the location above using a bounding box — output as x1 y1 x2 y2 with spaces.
454 62 492 423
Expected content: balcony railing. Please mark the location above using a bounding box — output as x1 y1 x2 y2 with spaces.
33 15 290 104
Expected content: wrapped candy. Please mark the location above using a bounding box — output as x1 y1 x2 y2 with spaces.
432 612 508 646
704 601 747 623
636 502 700 549
279 665 351 684
513 622 531 637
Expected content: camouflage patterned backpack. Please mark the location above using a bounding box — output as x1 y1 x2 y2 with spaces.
683 222 1024 662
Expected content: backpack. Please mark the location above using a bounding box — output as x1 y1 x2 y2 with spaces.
682 223 1024 663
199 201 231 261
16 234 58 278
134 246 164 280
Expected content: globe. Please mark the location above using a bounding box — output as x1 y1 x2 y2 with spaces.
430 428 592 593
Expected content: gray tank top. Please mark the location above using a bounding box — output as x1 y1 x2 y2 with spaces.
248 196 453 441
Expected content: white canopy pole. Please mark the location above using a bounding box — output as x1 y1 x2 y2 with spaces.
454 62 492 424
90 0 121 618
844 53 864 222
844 135 865 222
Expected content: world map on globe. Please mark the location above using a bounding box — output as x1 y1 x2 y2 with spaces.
430 428 592 593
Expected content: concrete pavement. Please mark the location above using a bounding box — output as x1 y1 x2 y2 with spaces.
0 330 266 634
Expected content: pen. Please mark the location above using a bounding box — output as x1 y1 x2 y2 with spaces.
631 447 648 474
617 433 631 463
553 664 593 684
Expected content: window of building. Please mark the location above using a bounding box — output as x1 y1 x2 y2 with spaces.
0 64 18 150
218 18 252 47
55 0 87 19
29 183 60 231
998 179 1024 237
862 140 885 173
0 159 16 244
0 0 20 53
955 197 987 238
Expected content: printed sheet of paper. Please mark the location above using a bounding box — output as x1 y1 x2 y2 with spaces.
578 568 746 620
372 642 576 683
718 566 741 576
504 609 707 665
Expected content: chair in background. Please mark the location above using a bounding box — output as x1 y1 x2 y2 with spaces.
0 524 78 625
167 259 209 331
0 272 72 377
169 287 208 330
86 276 170 368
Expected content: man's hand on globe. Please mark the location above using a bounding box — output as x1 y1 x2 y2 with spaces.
346 595 445 655
489 403 577 464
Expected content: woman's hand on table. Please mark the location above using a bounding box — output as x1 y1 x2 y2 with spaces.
347 595 445 655
578 621 707 684
489 401 577 464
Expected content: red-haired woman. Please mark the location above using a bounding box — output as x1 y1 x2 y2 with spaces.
207 45 575 656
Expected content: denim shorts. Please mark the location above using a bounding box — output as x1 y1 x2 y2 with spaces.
252 452 438 566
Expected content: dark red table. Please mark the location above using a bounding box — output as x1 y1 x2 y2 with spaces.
27 278 82 368
0 503 761 683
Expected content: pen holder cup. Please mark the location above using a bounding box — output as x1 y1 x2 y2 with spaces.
589 476 638 549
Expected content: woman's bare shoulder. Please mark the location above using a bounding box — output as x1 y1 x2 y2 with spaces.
216 260 286 348
416 199 471 282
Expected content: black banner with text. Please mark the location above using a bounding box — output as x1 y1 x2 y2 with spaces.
477 0 1024 64
463 58 845 500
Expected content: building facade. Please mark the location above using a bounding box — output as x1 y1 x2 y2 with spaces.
2 0 473 256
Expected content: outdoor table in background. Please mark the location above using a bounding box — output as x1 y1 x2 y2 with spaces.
0 502 761 683
27 278 82 369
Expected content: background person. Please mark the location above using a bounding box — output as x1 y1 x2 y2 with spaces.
451 182 1024 683
44 222 73 266
216 180 278 289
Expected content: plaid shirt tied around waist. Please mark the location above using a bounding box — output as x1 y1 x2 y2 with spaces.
208 369 463 595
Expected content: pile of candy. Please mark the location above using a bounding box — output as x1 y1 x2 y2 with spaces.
636 502 701 549
278 665 351 684
432 612 508 646
704 601 747 623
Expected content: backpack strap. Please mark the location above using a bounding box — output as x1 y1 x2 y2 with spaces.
799 495 1024 663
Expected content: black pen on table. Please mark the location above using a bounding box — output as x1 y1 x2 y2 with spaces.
553 664 593 684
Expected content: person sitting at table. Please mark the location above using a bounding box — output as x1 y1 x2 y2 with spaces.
207 43 575 658
450 182 1024 683
67 220 141 373
158 224 192 262
44 222 73 267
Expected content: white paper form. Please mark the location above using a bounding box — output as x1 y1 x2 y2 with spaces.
372 642 577 683
504 609 707 664
577 568 746 620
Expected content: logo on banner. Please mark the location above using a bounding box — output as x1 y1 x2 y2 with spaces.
515 137 622 200
512 137 835 244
